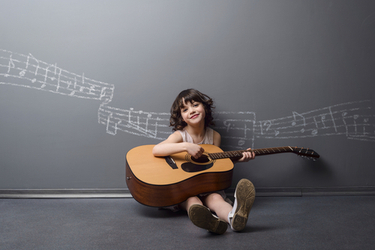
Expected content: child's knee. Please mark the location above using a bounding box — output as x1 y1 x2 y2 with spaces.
206 193 224 203
186 196 202 206
187 196 199 201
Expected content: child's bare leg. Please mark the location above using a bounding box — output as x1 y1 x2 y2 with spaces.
180 196 202 214
184 195 228 234
202 193 232 223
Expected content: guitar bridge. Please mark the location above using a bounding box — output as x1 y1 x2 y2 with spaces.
165 156 178 169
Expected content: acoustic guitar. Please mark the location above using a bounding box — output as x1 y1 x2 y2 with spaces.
126 144 320 207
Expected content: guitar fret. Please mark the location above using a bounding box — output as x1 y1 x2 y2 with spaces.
210 153 218 159
209 150 244 159
253 147 288 156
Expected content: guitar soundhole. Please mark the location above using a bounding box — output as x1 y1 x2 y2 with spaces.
181 162 213 173
181 154 214 172
192 155 210 163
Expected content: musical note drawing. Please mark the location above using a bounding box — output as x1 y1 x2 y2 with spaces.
253 101 375 143
6 54 15 75
0 49 114 103
1 49 375 149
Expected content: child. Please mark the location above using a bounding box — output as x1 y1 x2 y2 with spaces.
152 89 256 234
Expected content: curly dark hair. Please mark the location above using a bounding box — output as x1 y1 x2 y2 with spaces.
170 89 215 131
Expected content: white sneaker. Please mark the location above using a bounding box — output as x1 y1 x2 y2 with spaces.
228 179 255 231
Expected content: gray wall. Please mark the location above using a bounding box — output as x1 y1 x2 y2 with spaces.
1 0 374 192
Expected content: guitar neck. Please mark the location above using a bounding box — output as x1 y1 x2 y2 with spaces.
208 146 295 160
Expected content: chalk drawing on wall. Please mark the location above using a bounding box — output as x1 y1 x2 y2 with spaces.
99 100 375 149
254 101 375 141
0 49 114 103
1 49 375 149
98 105 257 148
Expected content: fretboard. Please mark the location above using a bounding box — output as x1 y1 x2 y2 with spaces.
208 146 293 160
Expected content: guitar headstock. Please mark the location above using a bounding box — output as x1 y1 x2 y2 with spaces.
290 147 320 160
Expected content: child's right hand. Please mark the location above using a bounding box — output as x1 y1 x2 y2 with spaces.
185 143 204 159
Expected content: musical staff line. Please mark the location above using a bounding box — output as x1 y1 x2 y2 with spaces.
1 49 375 149
254 101 375 142
1 49 114 103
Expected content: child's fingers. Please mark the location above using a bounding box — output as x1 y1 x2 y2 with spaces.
190 144 204 159
240 148 255 162
247 148 255 159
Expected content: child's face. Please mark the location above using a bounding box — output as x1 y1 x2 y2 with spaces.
180 99 206 127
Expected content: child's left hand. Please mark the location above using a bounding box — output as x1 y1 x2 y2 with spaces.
237 148 255 162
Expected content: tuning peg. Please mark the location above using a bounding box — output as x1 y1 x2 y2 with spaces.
299 155 317 161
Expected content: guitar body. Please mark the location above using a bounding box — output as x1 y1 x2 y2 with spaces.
126 144 234 207
126 144 320 207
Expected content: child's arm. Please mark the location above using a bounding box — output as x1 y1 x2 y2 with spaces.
152 131 204 158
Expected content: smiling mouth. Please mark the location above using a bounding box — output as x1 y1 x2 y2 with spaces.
190 114 199 119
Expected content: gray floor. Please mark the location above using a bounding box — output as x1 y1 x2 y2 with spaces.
1 196 374 250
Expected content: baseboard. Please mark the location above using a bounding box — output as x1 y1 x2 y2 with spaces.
1 186 375 199
0 189 131 198
227 186 375 197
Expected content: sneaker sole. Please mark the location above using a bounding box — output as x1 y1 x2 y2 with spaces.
231 179 256 231
188 204 228 234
